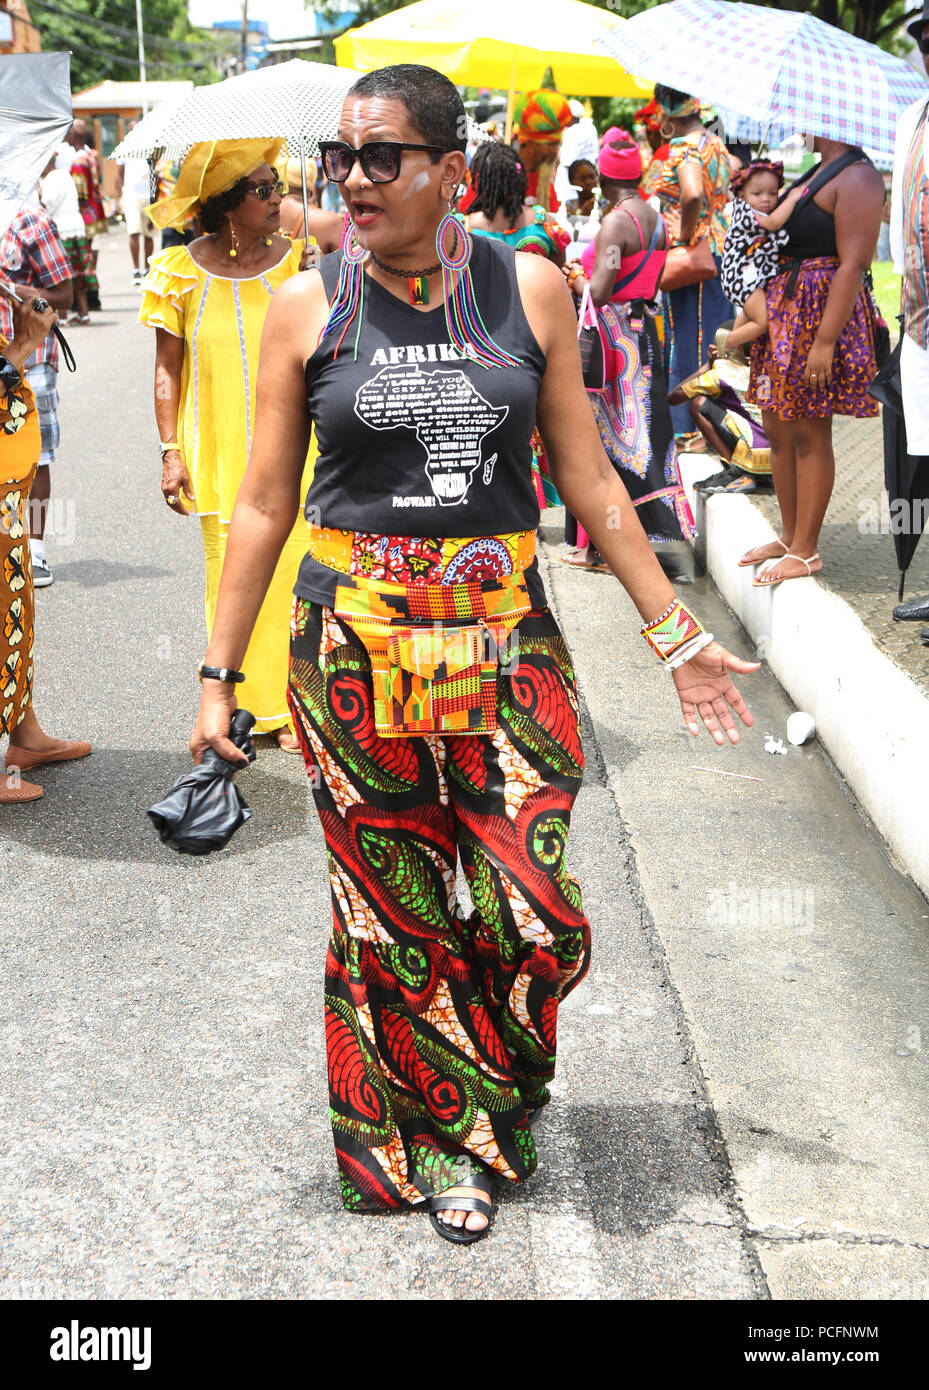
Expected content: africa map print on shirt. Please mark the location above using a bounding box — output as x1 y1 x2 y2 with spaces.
355 362 509 507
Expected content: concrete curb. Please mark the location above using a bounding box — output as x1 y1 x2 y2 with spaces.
693 492 929 901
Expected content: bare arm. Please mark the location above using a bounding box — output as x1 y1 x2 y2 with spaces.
753 184 804 231
38 280 73 313
668 352 715 406
191 270 328 763
153 328 194 514
803 163 885 386
677 160 704 244
516 255 757 742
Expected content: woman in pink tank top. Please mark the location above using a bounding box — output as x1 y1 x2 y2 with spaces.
563 129 692 568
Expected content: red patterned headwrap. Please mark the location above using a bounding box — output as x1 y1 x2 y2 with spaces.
634 98 662 132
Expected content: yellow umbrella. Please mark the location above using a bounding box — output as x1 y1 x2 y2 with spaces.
335 0 651 140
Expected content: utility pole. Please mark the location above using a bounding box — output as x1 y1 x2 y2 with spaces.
135 0 148 113
240 0 249 74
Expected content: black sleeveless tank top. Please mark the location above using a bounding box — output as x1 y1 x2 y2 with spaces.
296 234 548 606
781 148 869 260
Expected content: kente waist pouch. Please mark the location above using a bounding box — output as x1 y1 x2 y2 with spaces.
329 564 533 739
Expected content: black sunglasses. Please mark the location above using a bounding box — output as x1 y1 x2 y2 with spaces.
246 178 285 200
319 140 450 185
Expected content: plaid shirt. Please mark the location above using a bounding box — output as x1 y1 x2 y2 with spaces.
0 208 72 371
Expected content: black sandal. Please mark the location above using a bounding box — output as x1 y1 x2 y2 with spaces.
427 1166 494 1246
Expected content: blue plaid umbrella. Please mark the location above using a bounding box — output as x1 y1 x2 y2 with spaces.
596 0 927 156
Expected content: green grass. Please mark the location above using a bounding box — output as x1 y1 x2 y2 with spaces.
871 259 901 329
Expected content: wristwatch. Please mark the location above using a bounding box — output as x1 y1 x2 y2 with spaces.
198 663 245 684
159 440 180 458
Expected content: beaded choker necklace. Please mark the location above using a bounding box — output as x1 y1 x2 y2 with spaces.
370 251 445 305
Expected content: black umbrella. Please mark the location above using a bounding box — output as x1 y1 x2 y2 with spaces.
148 709 257 854
869 322 929 601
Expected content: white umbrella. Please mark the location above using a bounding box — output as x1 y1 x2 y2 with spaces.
596 0 928 156
110 58 489 229
0 52 73 237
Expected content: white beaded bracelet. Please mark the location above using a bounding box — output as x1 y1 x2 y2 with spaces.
666 630 714 670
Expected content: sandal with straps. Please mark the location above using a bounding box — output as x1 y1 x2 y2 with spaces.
738 538 787 568
427 1164 494 1246
752 552 821 588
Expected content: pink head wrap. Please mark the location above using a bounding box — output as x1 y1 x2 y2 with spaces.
597 128 643 183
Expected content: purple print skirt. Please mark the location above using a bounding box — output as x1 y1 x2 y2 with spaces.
747 255 882 421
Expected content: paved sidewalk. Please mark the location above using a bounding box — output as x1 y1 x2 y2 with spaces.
751 414 929 699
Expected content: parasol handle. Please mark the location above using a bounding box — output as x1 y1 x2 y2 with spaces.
300 135 310 242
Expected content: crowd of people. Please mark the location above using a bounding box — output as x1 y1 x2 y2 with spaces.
2 37 919 1240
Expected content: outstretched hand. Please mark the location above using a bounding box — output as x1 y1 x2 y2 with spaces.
672 641 760 745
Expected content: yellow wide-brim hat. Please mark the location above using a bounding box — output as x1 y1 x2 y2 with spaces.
147 137 286 230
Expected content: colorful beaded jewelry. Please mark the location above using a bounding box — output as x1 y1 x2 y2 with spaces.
319 209 522 369
320 219 368 360
436 212 521 370
641 599 712 667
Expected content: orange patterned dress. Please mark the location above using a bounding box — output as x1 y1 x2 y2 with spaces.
1 352 39 737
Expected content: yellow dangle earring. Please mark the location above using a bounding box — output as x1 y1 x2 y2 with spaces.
228 223 240 258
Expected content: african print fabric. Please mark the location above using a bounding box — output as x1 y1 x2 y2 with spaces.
747 257 881 420
650 131 732 255
587 299 694 541
679 361 772 475
720 197 789 309
62 235 100 300
332 571 532 738
1 373 38 739
287 598 591 1212
306 526 536 586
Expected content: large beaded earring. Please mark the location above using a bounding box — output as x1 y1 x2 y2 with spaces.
435 209 520 370
320 216 368 359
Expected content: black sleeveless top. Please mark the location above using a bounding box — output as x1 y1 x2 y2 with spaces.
781 148 869 260
296 234 548 606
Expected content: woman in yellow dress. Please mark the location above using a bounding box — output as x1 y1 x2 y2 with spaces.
140 139 316 749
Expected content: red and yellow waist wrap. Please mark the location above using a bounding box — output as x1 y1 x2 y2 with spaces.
307 525 536 738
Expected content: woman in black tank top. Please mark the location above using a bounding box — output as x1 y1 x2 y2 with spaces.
741 138 885 585
187 64 757 1245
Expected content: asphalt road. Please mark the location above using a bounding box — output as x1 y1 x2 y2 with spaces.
2 230 927 1300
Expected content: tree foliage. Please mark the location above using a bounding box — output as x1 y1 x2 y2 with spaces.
598 0 916 49
319 0 918 50
30 0 224 92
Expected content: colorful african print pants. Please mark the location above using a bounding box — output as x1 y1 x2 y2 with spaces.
62 236 99 299
1 447 35 737
288 598 591 1213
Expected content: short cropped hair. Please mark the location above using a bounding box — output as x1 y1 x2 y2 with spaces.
346 64 466 155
